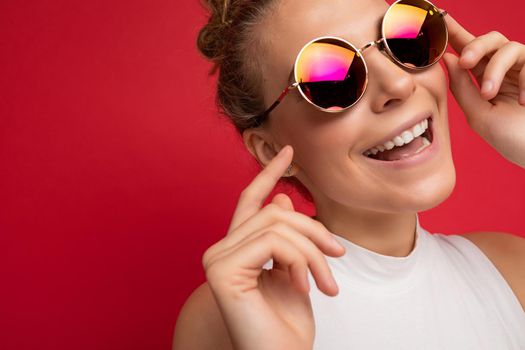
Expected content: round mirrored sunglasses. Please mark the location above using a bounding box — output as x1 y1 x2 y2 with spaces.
252 0 448 127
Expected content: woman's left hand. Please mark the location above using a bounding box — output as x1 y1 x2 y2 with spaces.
442 13 525 168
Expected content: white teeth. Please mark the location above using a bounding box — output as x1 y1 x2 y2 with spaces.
401 130 414 144
393 136 404 146
414 136 431 153
363 118 430 156
412 123 423 137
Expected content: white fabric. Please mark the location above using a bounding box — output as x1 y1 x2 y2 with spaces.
263 213 525 349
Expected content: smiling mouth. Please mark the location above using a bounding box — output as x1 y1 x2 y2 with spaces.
363 116 434 161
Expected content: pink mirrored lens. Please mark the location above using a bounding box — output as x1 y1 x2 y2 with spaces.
295 39 367 110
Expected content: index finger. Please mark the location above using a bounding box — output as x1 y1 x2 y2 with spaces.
443 11 477 55
228 145 294 231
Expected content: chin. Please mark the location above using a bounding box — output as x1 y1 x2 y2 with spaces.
395 161 457 213
349 158 457 215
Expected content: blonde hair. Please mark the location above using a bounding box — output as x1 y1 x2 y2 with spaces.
196 0 314 203
196 0 280 132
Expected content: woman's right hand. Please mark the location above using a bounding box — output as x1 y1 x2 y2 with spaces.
202 145 346 350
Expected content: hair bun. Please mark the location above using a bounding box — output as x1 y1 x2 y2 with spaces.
196 0 234 63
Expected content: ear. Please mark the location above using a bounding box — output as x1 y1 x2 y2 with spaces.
242 127 280 168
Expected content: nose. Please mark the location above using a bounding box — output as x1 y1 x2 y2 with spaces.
365 48 416 113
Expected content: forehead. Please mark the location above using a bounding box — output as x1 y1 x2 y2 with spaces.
262 0 390 86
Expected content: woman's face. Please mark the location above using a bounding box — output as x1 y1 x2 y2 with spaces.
247 0 456 215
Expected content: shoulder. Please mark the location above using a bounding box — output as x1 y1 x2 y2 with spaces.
460 231 525 311
172 281 233 350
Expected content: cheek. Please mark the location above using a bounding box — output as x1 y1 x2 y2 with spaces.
276 111 362 193
427 63 452 149
426 62 448 101
275 98 362 155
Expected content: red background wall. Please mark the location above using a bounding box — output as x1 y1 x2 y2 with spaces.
1 1 524 349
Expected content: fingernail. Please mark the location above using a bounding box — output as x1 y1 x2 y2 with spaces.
328 275 339 291
481 80 493 94
279 145 290 156
461 50 474 62
331 236 344 250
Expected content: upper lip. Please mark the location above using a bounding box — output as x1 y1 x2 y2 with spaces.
361 111 433 154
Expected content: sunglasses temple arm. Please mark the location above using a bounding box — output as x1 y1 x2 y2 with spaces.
253 82 298 126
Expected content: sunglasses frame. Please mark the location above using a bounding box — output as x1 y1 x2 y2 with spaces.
252 0 448 127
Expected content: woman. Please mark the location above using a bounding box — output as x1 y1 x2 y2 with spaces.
174 0 525 348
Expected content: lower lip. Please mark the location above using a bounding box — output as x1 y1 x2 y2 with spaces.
361 116 439 169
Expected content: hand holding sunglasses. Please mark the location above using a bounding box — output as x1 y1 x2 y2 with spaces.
442 13 525 168
253 0 449 127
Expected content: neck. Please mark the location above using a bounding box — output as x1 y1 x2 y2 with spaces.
313 203 417 258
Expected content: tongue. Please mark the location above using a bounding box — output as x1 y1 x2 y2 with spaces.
375 136 426 161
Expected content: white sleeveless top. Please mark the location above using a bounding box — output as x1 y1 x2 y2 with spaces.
263 213 525 349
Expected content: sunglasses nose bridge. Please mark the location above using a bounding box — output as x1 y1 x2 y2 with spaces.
357 38 385 56
358 37 414 70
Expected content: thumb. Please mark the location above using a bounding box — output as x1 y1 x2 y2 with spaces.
270 193 295 211
442 52 491 134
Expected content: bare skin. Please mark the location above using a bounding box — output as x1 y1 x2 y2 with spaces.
203 146 343 350
174 0 525 349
